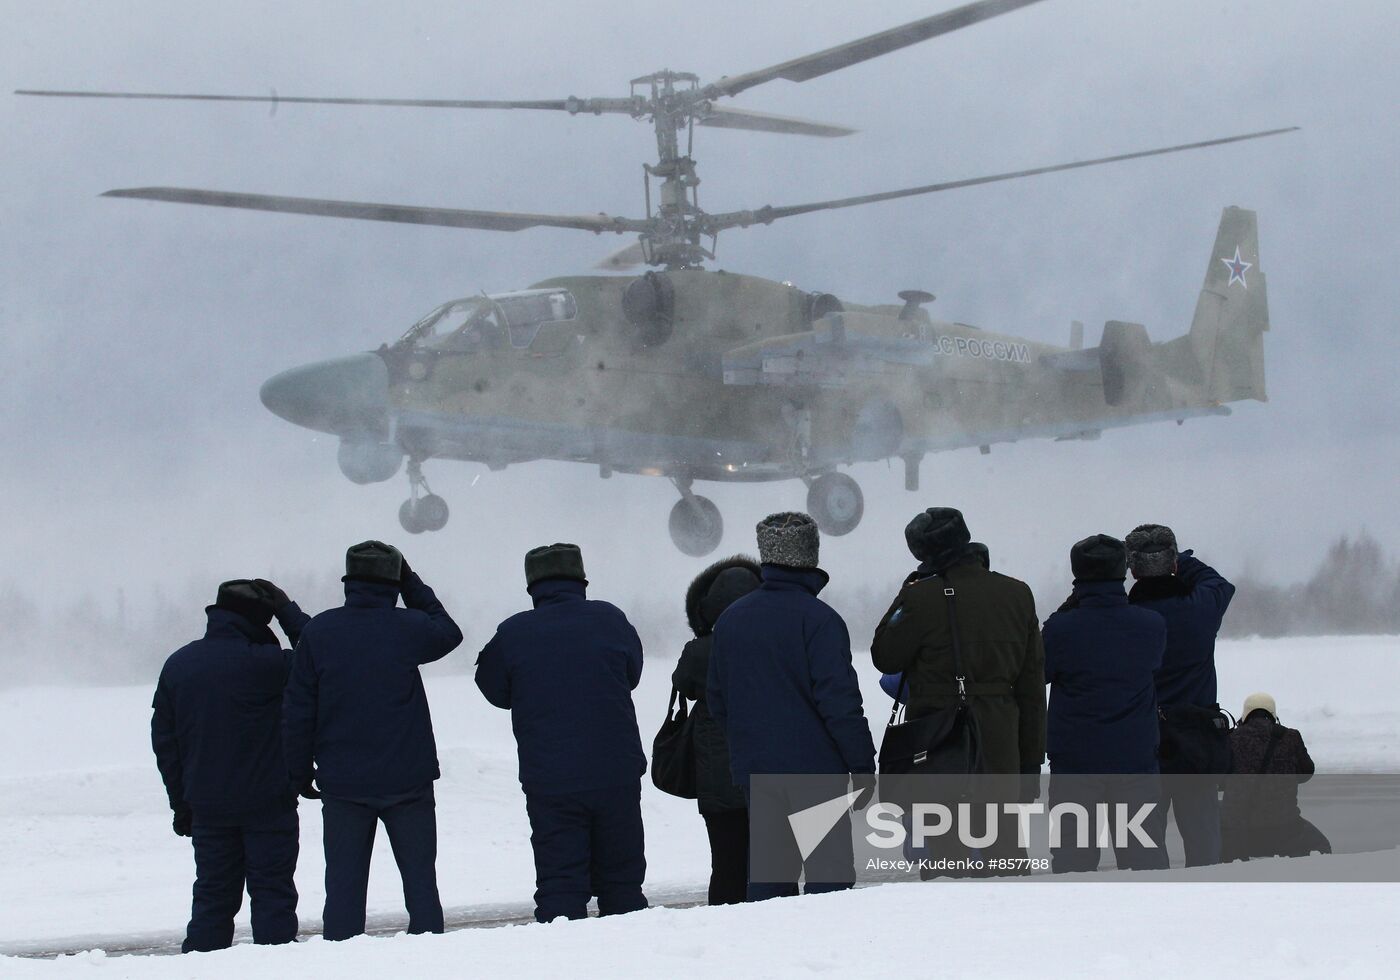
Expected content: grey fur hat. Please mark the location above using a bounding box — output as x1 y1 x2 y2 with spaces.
345 540 403 584
525 542 587 587
756 512 820 569
1126 524 1179 577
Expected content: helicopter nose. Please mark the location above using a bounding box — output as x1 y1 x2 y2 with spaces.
260 353 389 434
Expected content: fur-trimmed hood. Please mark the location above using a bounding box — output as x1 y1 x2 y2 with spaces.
685 554 762 637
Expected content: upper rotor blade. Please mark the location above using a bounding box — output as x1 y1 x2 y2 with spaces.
708 127 1300 230
16 89 574 111
705 0 1047 99
697 106 855 138
101 187 647 234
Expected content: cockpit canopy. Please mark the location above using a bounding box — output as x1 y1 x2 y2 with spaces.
401 289 578 351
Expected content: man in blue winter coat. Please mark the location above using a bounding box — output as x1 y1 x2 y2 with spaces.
708 512 877 901
476 543 649 923
152 578 309 953
1126 523 1236 866
1042 535 1167 872
283 541 462 940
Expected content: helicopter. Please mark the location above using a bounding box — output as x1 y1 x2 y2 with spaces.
18 0 1289 555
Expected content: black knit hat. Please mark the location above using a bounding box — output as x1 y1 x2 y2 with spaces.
755 512 820 569
905 507 972 566
1125 524 1178 578
345 540 403 585
215 579 274 626
525 543 586 587
1070 534 1128 582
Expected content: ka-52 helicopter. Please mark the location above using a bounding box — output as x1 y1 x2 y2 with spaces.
19 0 1291 555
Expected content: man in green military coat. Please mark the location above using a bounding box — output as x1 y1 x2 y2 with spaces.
872 507 1045 874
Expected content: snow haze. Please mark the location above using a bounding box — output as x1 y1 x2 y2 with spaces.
2 11 1396 649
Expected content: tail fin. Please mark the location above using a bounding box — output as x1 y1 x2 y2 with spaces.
1182 206 1270 403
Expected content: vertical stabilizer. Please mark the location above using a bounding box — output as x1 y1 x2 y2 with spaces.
1186 206 1270 402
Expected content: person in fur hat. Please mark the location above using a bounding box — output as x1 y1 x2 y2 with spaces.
672 555 762 905
872 507 1045 876
708 513 876 900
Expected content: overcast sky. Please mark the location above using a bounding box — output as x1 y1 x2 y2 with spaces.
3 0 1397 651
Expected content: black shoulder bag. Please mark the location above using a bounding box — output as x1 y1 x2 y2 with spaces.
1158 702 1233 776
878 579 985 798
651 687 698 799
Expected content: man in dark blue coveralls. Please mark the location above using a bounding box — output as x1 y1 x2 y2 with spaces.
152 578 310 953
283 541 463 940
1126 523 1236 866
476 543 649 923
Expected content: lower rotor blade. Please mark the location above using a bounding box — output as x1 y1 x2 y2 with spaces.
596 241 647 270
16 89 571 111
698 106 855 138
709 127 1300 230
101 187 646 234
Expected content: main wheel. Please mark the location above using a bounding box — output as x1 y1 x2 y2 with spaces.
399 495 450 534
415 494 450 532
399 499 426 534
807 472 864 536
668 495 723 557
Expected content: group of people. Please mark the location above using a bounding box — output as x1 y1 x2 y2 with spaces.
151 508 1326 954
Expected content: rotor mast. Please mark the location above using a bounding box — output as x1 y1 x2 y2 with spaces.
631 71 712 270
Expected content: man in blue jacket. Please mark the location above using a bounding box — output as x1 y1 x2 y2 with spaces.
1043 535 1167 872
152 578 309 953
283 541 462 940
1126 523 1236 866
709 512 876 901
476 543 648 923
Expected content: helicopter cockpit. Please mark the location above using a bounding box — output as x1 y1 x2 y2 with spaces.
400 289 578 352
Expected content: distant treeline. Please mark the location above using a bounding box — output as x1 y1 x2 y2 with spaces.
1 533 1395 688
816 531 1400 649
1217 533 1400 638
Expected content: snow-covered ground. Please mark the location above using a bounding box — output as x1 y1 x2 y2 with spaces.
7 866 1400 979
1 634 1397 973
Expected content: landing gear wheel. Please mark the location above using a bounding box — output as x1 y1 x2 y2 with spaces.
399 498 426 534
668 495 723 557
807 472 864 536
414 494 450 532
399 494 449 534
399 460 449 534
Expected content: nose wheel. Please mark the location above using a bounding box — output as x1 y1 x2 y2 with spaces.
668 479 723 556
399 459 450 534
806 472 863 536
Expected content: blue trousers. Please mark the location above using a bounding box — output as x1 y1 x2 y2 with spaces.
184 806 299 953
321 786 443 940
1047 772 1168 873
525 783 648 923
743 777 855 901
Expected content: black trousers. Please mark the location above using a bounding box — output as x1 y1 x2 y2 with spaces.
701 808 749 906
321 785 443 941
1155 774 1223 867
525 783 648 923
184 806 299 953
1222 817 1332 862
